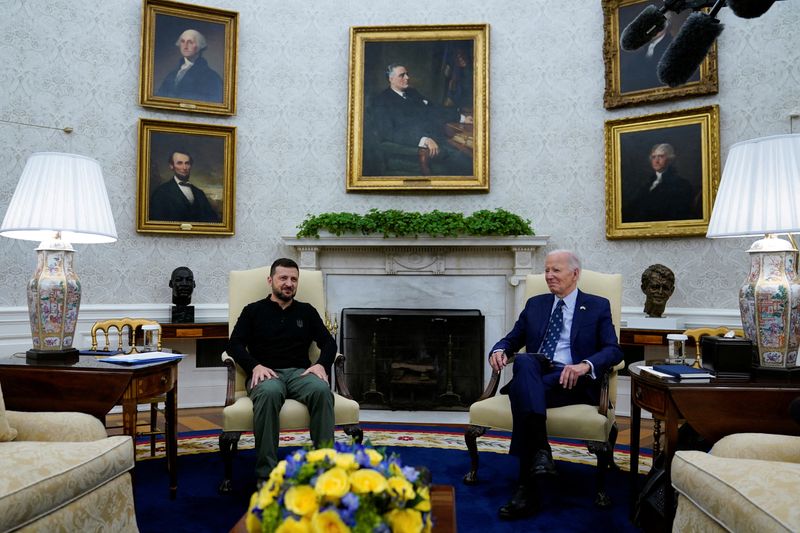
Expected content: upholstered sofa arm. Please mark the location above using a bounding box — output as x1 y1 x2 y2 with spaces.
6 410 108 442
711 433 800 464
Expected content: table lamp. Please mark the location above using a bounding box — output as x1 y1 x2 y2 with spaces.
706 134 800 370
0 152 117 363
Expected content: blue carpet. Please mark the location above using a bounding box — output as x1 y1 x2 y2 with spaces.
134 431 643 533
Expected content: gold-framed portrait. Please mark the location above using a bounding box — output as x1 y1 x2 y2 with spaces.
346 24 489 192
602 0 718 109
136 118 236 236
139 0 238 116
605 105 720 239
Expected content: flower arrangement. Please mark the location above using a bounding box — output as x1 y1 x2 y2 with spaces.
246 441 432 533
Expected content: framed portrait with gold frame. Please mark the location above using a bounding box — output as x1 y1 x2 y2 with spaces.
139 0 238 116
602 0 718 109
346 24 489 192
136 118 236 236
605 105 720 239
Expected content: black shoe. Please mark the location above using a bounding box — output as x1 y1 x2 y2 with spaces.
531 448 557 476
498 484 539 520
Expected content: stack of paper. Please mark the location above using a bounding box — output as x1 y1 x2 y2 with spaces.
99 352 184 365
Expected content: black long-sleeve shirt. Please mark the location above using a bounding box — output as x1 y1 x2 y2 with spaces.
228 297 336 376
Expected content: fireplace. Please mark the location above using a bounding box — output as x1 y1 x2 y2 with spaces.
341 308 484 411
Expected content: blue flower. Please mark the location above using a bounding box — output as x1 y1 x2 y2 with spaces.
401 466 419 482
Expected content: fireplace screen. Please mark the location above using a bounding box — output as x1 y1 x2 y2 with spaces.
340 308 484 411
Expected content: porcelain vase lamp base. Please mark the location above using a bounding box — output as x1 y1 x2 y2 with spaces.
26 240 81 364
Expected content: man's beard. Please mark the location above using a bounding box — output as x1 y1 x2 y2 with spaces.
272 286 295 302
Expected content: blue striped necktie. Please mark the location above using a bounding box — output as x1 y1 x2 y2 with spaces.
541 299 565 361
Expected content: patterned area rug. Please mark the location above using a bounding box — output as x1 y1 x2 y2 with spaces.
136 423 652 474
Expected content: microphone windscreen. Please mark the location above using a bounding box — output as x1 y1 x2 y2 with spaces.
657 12 723 87
727 0 776 18
621 5 668 51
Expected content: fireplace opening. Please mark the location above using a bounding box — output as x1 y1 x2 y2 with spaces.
340 308 484 411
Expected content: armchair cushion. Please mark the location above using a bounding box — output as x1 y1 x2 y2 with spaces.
672 449 800 532
222 393 360 433
6 410 108 442
0 382 17 442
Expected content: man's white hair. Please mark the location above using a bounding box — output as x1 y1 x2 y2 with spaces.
547 249 581 271
175 29 207 51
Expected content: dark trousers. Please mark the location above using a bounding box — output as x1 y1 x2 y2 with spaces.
248 368 334 477
508 354 595 457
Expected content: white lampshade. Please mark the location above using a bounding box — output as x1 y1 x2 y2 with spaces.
707 134 800 238
0 152 117 244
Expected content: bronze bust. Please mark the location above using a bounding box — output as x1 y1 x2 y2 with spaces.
641 264 675 318
169 266 195 322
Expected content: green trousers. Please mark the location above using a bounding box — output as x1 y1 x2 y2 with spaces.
248 367 334 478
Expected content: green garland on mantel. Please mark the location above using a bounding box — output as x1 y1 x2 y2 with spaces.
296 208 534 238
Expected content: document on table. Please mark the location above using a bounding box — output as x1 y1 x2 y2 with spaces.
99 352 184 365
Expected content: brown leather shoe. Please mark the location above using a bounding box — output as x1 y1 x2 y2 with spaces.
531 448 557 476
498 484 539 520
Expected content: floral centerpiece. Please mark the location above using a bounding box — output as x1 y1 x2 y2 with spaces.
246 441 432 533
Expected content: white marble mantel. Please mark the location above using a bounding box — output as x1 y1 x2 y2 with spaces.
283 235 550 389
283 235 550 286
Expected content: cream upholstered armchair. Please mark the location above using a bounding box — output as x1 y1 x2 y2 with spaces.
463 270 624 507
218 267 362 493
672 432 800 532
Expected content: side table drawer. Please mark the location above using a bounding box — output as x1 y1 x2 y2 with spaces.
136 367 174 397
633 381 666 415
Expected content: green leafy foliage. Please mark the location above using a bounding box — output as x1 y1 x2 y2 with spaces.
296 208 533 238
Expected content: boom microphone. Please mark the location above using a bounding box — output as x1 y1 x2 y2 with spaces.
621 5 670 51
657 9 724 87
727 0 777 18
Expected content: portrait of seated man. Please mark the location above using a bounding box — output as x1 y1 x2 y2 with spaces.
363 63 473 177
156 28 223 103
149 149 221 223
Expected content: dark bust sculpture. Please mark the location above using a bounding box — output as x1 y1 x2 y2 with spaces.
169 266 195 322
641 264 675 318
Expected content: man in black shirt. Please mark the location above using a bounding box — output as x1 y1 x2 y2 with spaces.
228 258 336 478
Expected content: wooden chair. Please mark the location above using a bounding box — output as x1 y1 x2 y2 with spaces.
218 267 362 493
90 317 164 456
683 327 744 368
463 270 624 507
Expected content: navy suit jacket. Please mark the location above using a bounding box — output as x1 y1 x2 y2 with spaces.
493 290 622 399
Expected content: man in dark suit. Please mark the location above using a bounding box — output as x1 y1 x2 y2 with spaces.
367 63 473 176
149 150 220 223
489 250 623 520
156 29 223 103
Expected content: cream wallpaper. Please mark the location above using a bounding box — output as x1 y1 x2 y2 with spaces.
0 0 798 312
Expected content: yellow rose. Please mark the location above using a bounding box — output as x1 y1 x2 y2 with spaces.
365 448 383 466
414 486 431 512
423 511 432 533
245 509 262 533
334 452 356 470
349 468 387 494
284 485 319 517
270 460 287 480
257 485 275 508
307 448 337 463
276 516 312 533
386 476 415 500
389 463 403 477
310 510 351 533
385 508 423 533
315 467 350 499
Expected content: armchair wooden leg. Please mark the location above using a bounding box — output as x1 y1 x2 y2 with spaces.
150 402 158 457
342 424 363 444
608 422 620 471
218 430 242 494
463 424 486 485
588 439 613 508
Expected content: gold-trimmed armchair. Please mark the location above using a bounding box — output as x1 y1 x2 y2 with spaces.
463 270 624 507
218 267 362 493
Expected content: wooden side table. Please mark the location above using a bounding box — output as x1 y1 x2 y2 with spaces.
0 354 180 499
628 361 800 521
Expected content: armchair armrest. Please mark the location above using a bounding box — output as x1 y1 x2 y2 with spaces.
333 353 354 399
6 410 108 442
221 351 238 407
474 353 517 402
